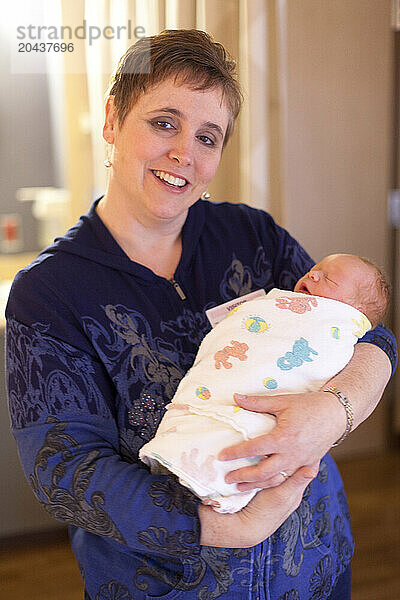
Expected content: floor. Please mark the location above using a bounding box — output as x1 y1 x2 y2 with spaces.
1 451 399 599
338 451 400 600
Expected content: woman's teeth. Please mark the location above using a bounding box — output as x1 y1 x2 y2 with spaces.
153 170 187 188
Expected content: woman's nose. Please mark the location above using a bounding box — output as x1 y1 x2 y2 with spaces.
168 135 194 166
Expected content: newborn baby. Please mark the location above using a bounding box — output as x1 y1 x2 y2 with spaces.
140 254 389 512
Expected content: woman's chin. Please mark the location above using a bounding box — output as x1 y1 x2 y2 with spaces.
144 198 192 224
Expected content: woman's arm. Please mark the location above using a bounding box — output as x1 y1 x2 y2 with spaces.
327 342 392 430
198 465 316 547
218 342 392 491
6 318 204 558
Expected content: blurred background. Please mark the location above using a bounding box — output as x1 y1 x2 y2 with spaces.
0 1 399 598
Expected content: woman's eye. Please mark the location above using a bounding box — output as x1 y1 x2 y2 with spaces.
198 135 215 146
152 120 174 130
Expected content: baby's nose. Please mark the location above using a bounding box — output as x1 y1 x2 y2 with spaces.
309 270 321 281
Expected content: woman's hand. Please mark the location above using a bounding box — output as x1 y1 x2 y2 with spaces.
199 465 317 547
218 391 346 491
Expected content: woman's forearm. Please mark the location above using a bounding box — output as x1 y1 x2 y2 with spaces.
325 342 392 433
198 467 316 547
198 505 247 547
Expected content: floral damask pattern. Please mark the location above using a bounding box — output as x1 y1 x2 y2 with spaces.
161 307 213 347
308 555 333 600
30 417 126 544
333 516 353 576
104 304 185 399
337 488 351 522
317 459 329 484
95 581 133 600
220 255 253 299
133 544 249 599
270 480 330 579
6 318 110 429
278 591 300 600
147 477 199 517
197 546 235 600
83 304 191 459
219 249 277 301
134 555 197 594
137 525 199 558
277 239 314 290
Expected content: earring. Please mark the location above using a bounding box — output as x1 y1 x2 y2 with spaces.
104 159 112 168
201 191 211 200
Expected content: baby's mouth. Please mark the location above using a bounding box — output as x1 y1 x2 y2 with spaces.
297 281 310 295
151 170 189 188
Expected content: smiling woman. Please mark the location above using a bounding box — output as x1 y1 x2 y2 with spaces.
98 80 229 252
5 28 396 600
96 30 238 278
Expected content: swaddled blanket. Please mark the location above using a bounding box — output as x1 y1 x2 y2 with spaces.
139 289 371 513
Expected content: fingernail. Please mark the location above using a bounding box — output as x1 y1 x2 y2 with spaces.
218 449 229 461
234 393 247 403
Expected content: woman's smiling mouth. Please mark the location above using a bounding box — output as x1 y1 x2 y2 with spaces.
151 169 189 189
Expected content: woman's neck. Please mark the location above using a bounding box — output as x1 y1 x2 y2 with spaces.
96 195 184 280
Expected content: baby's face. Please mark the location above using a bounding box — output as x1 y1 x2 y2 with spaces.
294 254 367 309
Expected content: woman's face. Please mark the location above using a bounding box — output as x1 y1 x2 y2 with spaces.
103 77 230 227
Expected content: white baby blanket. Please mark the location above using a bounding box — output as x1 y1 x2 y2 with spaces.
139 289 370 513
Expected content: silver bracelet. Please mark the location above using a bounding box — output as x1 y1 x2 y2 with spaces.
322 386 354 447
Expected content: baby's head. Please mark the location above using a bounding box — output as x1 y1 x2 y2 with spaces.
294 254 390 327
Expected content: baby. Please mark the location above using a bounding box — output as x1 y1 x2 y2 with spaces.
140 254 389 513
293 254 388 328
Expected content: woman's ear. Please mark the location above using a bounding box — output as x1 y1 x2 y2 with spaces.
103 96 117 144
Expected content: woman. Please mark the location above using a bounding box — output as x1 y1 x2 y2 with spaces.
6 29 396 599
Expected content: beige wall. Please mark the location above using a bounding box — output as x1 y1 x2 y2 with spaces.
282 0 393 268
204 0 242 205
279 0 394 455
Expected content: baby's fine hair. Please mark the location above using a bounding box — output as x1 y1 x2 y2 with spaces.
357 257 390 328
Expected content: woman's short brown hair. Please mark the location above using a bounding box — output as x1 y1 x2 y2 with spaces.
107 29 243 147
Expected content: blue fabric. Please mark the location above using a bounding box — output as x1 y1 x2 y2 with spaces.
6 199 396 599
328 564 351 600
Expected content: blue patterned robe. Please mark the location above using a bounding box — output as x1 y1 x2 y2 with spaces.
6 199 396 599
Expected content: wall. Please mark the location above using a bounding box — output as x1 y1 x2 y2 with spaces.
282 1 393 267
280 0 394 454
0 20 57 253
